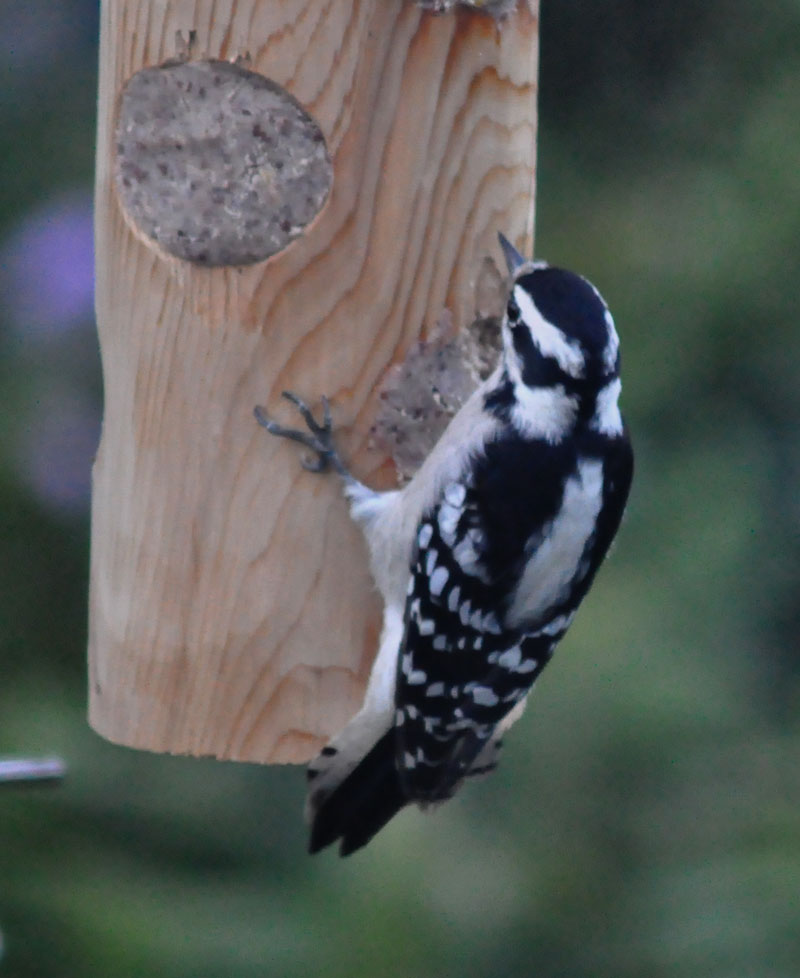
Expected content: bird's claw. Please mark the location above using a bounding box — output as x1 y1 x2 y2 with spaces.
254 392 346 476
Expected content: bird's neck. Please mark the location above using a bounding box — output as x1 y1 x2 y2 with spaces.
484 364 622 444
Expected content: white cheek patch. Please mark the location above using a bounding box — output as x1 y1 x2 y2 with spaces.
510 384 578 443
513 285 586 378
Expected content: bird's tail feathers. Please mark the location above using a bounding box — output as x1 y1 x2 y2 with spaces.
304 709 390 819
304 706 516 855
306 727 406 856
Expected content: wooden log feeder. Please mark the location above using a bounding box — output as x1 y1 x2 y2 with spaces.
89 0 539 765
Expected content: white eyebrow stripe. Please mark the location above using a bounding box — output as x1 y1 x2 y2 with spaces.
513 284 586 377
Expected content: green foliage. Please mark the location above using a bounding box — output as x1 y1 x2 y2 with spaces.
1 2 799 975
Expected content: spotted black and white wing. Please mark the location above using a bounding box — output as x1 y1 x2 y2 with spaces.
395 428 633 803
395 482 556 801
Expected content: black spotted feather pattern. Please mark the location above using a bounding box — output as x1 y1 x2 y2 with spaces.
395 426 632 801
396 481 561 800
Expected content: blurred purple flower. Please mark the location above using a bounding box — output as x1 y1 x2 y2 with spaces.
16 390 100 516
1 191 94 339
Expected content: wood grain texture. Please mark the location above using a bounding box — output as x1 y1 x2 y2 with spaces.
89 0 539 764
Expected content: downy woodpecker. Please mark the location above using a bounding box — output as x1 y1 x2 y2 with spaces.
255 234 633 855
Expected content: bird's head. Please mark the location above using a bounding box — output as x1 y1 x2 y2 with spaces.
498 234 620 394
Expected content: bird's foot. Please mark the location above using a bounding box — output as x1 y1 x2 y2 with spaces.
254 391 349 477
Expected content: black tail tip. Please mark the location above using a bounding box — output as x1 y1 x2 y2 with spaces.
307 827 373 858
306 730 407 856
307 818 342 856
308 785 406 857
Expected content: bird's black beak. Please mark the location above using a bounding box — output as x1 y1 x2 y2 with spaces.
498 233 526 275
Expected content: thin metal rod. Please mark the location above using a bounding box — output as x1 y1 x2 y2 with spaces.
0 757 67 785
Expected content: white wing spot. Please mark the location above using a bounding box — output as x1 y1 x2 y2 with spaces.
417 618 435 636
497 645 522 670
483 612 502 635
418 523 433 549
425 548 439 577
470 686 499 707
534 612 575 637
429 565 449 596
438 503 460 542
444 482 466 507
407 669 427 685
453 534 480 571
426 682 446 697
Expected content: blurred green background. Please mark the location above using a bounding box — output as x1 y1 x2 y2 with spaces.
1 2 799 976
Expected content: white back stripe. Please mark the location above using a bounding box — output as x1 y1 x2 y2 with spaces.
507 459 605 628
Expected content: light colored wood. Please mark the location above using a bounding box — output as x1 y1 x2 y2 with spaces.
89 0 539 764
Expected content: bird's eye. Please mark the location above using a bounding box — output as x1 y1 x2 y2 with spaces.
507 296 521 326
